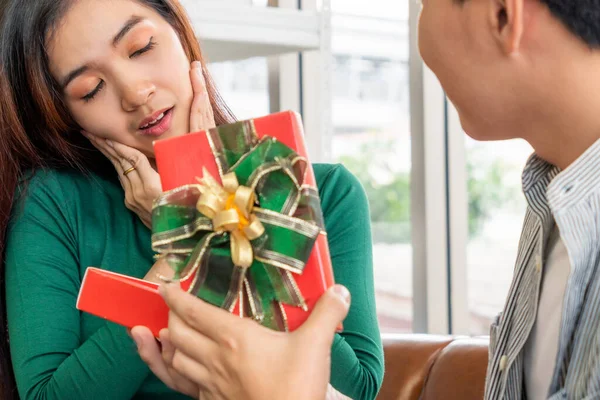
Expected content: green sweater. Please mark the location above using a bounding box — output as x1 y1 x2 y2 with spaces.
5 164 383 400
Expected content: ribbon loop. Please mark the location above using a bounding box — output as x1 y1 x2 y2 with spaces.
196 193 223 219
213 209 240 232
234 186 255 218
231 230 254 268
222 172 239 193
244 215 265 240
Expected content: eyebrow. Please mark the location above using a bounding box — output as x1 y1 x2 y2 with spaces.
61 15 145 89
112 15 144 47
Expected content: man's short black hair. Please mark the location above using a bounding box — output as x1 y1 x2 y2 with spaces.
540 1 600 47
455 0 600 47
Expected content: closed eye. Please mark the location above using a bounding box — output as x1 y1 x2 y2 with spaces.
130 37 157 58
82 80 105 102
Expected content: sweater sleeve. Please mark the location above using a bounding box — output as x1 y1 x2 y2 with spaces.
5 174 150 400
320 165 384 400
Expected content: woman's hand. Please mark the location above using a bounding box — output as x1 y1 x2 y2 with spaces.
83 133 161 228
188 60 216 133
133 284 351 400
142 256 176 284
83 61 216 228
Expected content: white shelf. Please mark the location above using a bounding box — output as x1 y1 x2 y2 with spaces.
180 1 321 62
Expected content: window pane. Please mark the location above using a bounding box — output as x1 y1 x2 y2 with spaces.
466 138 532 335
331 5 412 333
331 0 406 19
208 58 270 120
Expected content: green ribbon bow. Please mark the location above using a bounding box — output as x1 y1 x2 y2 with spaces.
151 120 325 331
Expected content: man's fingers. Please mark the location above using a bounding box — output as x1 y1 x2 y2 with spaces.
159 329 202 397
170 348 212 390
159 329 176 365
160 283 239 342
131 326 174 387
295 285 350 345
167 312 219 363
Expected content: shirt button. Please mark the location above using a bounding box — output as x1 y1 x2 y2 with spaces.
535 255 542 273
499 355 508 371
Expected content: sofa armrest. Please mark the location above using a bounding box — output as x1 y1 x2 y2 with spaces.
377 334 489 400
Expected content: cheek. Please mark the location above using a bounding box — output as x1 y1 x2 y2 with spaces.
156 36 194 126
417 9 448 78
160 32 192 94
450 83 516 141
417 10 432 66
68 99 127 140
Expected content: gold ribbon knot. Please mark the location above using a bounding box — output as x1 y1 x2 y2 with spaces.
196 168 265 268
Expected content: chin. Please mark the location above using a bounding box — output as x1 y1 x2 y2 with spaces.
463 128 489 141
458 114 503 142
461 125 496 142
463 126 516 142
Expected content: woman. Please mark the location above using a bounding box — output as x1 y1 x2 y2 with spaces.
0 1 384 399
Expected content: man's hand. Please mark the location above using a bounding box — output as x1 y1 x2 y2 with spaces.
133 284 351 400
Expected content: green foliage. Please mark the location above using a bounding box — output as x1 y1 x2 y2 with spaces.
338 141 521 243
466 153 519 238
339 141 411 243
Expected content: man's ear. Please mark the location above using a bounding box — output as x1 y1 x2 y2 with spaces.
490 0 524 54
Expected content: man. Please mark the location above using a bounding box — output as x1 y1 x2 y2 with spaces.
419 0 600 398
139 0 600 398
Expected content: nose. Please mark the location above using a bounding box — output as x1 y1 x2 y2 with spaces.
120 79 156 111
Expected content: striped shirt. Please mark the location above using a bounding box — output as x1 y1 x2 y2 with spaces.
484 139 600 400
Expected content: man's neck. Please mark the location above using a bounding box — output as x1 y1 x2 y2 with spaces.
522 65 600 170
526 126 600 171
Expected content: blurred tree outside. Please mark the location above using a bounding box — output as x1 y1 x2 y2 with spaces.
338 140 521 243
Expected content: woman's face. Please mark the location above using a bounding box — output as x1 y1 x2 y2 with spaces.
47 0 194 157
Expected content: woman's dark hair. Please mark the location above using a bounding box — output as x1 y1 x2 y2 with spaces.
0 1 235 398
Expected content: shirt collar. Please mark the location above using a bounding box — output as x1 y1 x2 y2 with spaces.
522 138 600 214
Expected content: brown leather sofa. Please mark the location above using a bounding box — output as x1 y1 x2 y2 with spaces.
377 334 489 400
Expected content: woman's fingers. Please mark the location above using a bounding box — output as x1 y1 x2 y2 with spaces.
83 132 136 199
189 61 216 134
83 131 125 174
109 140 160 188
82 130 161 229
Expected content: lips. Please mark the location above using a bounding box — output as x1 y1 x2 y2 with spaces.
138 107 174 137
139 107 172 130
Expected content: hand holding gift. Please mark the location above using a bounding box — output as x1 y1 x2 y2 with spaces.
131 283 351 400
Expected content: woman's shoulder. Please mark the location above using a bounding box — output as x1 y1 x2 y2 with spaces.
313 163 367 208
21 167 114 197
313 163 358 188
13 168 118 218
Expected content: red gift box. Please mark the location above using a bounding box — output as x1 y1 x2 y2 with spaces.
77 111 335 336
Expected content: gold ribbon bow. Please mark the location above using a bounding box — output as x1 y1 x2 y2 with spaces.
196 168 265 268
